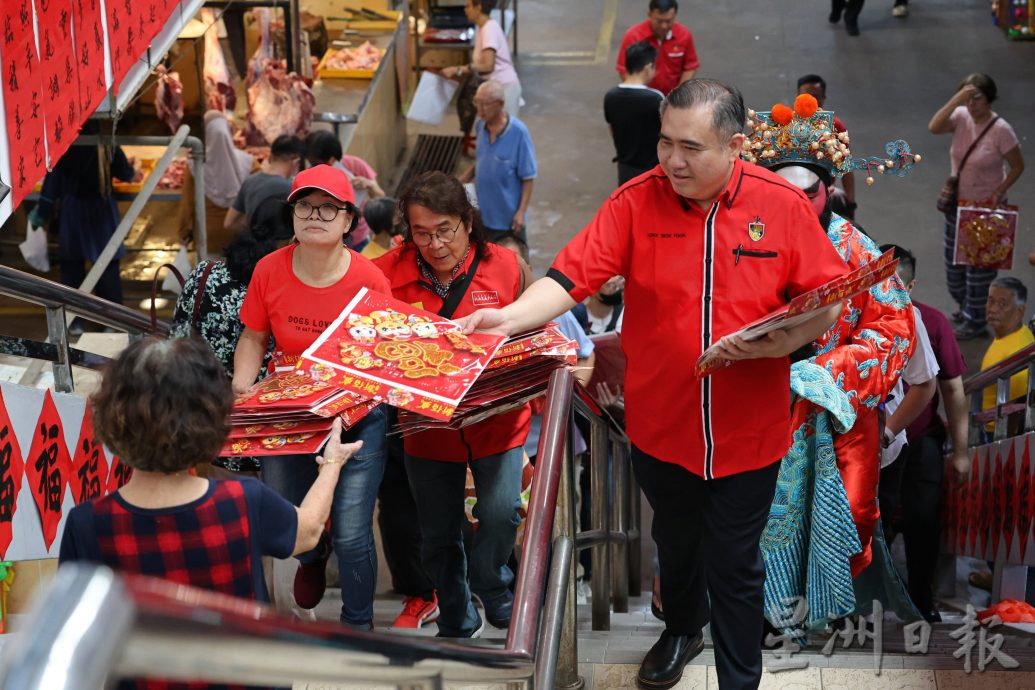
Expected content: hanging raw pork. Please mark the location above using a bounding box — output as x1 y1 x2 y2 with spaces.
243 8 314 145
202 8 237 112
245 64 315 145
154 68 184 133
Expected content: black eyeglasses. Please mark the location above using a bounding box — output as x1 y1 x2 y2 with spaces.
293 200 351 222
411 219 463 247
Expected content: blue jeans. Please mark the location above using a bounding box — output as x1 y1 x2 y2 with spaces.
261 407 386 627
404 447 523 636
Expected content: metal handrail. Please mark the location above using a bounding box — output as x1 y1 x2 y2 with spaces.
963 341 1035 393
962 340 1035 443
0 265 163 335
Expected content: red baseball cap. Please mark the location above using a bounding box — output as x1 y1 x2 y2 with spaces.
287 164 356 205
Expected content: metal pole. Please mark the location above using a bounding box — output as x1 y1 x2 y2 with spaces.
508 369 572 657
627 456 642 597
553 421 584 690
995 376 1010 441
191 142 208 261
533 536 572 690
1025 362 1035 432
45 305 73 392
968 390 983 447
610 440 629 614
77 125 192 298
589 419 610 631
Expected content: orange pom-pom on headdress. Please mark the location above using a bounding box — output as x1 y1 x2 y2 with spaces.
770 104 794 126
794 94 819 118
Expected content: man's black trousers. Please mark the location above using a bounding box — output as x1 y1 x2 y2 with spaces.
631 446 780 690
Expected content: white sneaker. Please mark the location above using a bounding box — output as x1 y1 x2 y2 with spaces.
892 5 909 17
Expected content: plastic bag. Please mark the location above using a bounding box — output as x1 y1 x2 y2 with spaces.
19 221 50 272
161 245 193 294
407 71 459 126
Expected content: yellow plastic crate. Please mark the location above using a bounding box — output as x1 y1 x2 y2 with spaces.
317 47 386 79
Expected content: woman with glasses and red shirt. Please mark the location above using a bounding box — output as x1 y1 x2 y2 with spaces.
374 171 532 638
233 164 390 630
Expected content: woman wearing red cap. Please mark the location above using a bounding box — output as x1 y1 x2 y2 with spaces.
374 171 531 638
233 164 391 629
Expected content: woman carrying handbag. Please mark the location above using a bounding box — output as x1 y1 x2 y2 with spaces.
929 73 1025 341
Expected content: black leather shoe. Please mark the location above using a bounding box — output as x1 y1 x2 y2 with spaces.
637 631 705 689
920 608 942 623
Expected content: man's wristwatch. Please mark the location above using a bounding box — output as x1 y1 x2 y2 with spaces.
881 427 896 449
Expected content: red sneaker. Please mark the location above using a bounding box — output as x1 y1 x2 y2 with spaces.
293 544 331 610
393 593 440 629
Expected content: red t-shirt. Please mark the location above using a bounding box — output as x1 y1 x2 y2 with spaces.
548 160 848 479
375 243 530 462
616 21 699 95
240 243 392 357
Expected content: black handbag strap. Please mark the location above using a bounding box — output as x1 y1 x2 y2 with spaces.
151 263 185 334
438 253 482 320
957 116 999 176
190 260 219 332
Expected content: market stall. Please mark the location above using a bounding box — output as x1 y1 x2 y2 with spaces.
1 0 410 315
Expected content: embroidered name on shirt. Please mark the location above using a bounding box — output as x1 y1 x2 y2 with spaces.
471 290 500 306
647 233 687 239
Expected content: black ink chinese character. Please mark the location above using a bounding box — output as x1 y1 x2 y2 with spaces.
19 0 29 26
17 156 27 187
44 32 55 60
111 460 132 488
34 423 63 513
0 427 15 522
33 136 43 166
6 62 16 92
112 8 119 31
54 114 64 143
76 438 102 502
13 104 23 139
31 91 40 119
3 16 13 45
48 74 60 100
59 9 69 37
93 23 102 51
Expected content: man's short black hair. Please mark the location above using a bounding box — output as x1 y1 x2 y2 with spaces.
663 79 745 141
879 243 916 285
304 130 343 166
470 0 498 11
270 135 306 162
625 41 658 75
992 276 1027 305
649 0 678 13
797 74 827 94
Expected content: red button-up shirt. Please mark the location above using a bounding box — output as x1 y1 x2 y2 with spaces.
616 21 699 95
548 160 848 478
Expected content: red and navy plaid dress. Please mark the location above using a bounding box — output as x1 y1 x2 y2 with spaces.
60 478 296 690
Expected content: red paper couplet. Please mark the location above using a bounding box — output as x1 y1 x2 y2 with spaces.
2 1 48 208
990 448 1004 560
71 407 109 504
1004 442 1018 558
72 0 108 116
105 456 133 494
0 388 27 559
25 391 73 550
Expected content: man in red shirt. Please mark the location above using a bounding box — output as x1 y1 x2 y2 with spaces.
616 0 699 95
462 79 848 690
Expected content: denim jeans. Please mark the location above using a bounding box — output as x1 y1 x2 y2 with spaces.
404 447 523 636
261 406 386 627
